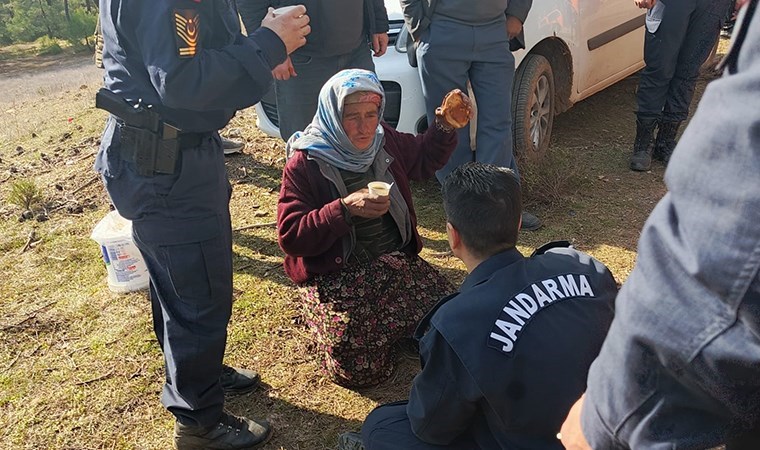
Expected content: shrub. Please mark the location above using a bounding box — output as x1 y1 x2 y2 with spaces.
35 36 63 56
520 146 579 207
64 10 98 50
7 180 44 211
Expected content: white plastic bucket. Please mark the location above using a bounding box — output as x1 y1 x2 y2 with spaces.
91 210 149 293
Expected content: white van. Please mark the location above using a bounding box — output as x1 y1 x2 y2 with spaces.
254 0 646 158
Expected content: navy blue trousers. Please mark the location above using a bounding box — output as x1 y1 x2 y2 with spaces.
637 0 733 121
97 117 233 427
361 403 478 450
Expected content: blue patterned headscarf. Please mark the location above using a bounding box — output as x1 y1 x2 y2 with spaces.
286 69 386 173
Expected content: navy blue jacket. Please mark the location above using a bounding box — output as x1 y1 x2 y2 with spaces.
407 243 617 449
99 0 287 132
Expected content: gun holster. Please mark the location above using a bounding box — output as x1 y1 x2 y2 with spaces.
95 88 181 177
118 123 179 177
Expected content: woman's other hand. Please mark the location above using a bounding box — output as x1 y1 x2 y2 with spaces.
342 188 390 219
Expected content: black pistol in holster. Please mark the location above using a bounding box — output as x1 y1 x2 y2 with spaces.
95 88 180 176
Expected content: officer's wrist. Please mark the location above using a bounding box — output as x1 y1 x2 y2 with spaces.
249 27 288 70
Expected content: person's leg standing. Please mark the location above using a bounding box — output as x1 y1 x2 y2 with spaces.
100 124 233 428
631 0 696 170
276 54 339 141
135 135 234 428
417 19 473 183
654 0 730 163
468 20 517 174
637 0 696 121
662 0 731 122
345 39 375 72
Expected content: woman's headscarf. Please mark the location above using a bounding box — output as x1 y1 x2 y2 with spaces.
286 69 386 173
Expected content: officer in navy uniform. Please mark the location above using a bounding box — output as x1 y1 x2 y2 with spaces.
95 1 310 448
338 163 618 450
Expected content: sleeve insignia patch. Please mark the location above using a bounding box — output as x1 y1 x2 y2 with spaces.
174 9 200 58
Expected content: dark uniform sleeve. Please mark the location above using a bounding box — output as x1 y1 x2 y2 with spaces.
237 0 274 36
400 0 426 41
506 0 532 23
371 0 390 34
406 327 479 445
129 1 286 111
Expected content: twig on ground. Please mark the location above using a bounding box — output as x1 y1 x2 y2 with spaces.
233 221 276 232
72 151 96 163
71 174 99 195
1 343 41 373
75 370 115 386
264 262 284 277
2 354 21 373
20 230 36 253
0 300 58 331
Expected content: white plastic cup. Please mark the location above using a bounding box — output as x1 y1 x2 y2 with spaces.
368 181 392 197
272 5 303 17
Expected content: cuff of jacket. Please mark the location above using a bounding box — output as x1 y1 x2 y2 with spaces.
248 26 288 70
580 393 625 449
324 198 352 236
505 1 531 24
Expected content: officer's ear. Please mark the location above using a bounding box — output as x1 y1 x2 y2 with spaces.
446 222 461 253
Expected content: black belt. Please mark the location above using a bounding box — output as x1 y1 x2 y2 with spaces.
115 118 208 150
177 132 208 149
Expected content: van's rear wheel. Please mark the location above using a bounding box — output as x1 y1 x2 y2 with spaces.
512 54 555 164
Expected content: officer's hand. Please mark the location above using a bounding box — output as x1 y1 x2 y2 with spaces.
559 395 593 450
506 15 523 40
272 57 297 80
634 0 657 8
342 189 390 219
372 33 389 57
262 5 311 55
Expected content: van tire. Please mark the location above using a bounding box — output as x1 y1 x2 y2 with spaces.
512 54 555 163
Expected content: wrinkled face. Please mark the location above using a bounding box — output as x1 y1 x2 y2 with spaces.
342 102 380 151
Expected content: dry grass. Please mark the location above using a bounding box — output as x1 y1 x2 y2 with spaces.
0 41 726 449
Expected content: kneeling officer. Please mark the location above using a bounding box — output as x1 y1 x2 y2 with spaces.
95 1 310 448
343 163 618 450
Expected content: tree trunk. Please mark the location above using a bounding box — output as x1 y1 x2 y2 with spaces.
64 0 70 22
37 0 53 37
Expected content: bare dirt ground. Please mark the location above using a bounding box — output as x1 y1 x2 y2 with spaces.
0 44 726 449
0 52 102 107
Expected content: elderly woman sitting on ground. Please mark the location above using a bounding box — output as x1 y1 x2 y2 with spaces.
277 69 471 388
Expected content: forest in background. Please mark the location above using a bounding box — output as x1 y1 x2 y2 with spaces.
0 0 98 52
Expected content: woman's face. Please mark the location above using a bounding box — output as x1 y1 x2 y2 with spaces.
342 102 380 151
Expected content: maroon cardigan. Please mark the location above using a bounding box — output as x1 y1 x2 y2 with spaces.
277 123 457 284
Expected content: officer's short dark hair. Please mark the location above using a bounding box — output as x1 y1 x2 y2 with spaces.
442 163 522 258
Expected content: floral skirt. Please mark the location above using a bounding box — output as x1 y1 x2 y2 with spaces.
299 252 454 388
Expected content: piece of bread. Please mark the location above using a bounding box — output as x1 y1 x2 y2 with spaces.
436 89 471 129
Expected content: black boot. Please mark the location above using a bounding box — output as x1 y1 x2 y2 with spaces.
629 118 658 172
174 413 272 450
652 120 682 163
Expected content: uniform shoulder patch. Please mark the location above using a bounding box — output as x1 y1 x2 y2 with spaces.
174 9 200 58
